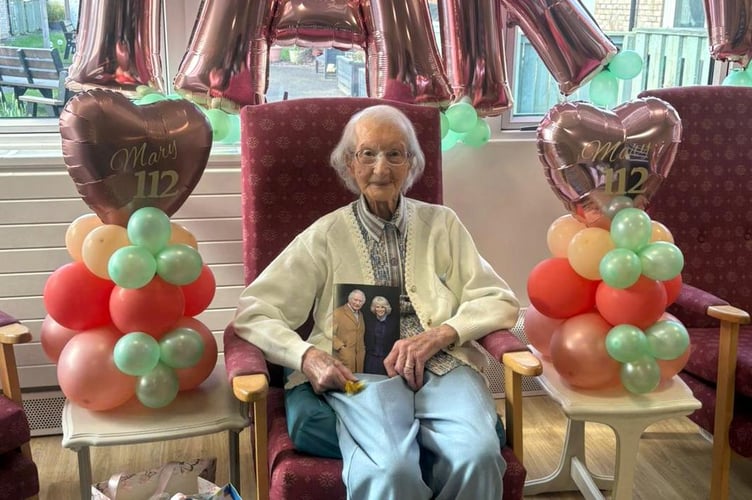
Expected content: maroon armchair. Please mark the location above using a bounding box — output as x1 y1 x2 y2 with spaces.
223 97 541 500
638 86 752 499
0 311 39 499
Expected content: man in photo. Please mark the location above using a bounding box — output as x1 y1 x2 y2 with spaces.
332 288 366 372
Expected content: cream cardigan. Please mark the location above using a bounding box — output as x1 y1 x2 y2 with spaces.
233 197 520 388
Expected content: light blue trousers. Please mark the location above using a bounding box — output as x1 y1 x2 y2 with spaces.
324 366 505 500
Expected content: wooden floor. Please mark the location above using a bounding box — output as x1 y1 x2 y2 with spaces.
32 395 752 499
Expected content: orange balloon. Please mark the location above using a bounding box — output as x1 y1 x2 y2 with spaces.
57 325 136 411
549 312 621 389
169 222 198 249
40 314 79 363
650 220 675 244
81 224 130 279
546 214 586 258
595 276 668 330
173 317 218 391
567 227 614 280
65 213 103 261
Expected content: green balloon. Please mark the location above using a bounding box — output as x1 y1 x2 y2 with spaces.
645 320 690 360
604 195 634 220
220 113 241 144
136 85 159 97
202 109 230 141
606 325 648 363
599 248 642 289
441 129 461 151
160 327 205 369
156 244 203 285
461 119 491 148
445 101 478 133
127 207 172 255
136 362 180 408
723 68 752 86
108 245 157 289
114 332 160 376
440 112 450 139
610 207 652 251
608 50 643 80
589 70 619 108
136 92 168 105
620 356 661 394
639 241 684 281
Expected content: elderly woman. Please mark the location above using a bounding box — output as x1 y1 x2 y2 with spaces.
233 105 519 499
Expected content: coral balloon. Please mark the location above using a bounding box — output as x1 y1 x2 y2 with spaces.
595 276 667 329
65 213 103 261
523 305 564 359
657 345 691 382
567 226 615 280
549 312 621 389
40 315 79 363
527 258 599 319
81 224 131 279
57 325 136 411
546 214 586 258
109 277 185 338
181 265 217 317
43 261 114 331
172 317 218 391
663 274 683 306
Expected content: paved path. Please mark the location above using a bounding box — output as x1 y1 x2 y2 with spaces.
268 61 345 101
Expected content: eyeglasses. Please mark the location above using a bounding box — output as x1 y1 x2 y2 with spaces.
354 148 410 167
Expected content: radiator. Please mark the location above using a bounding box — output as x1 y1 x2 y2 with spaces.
22 389 66 436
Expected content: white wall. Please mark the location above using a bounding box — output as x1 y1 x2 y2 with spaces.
0 136 567 390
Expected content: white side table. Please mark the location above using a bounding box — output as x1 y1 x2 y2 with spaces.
525 355 701 500
62 363 249 500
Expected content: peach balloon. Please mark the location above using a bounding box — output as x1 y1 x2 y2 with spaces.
524 305 564 358
65 213 103 261
169 223 198 250
546 214 586 258
173 317 218 391
40 314 79 363
81 224 130 279
567 226 615 280
650 220 675 244
57 325 136 411
657 344 691 382
549 312 621 389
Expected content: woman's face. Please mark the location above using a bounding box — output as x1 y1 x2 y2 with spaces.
348 117 410 212
374 304 387 317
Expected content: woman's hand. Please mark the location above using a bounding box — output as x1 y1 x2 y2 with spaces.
383 325 459 390
301 347 358 394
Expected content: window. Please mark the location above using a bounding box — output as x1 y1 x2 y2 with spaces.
0 0 727 136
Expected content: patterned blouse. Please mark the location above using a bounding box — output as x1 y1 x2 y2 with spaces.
353 195 462 376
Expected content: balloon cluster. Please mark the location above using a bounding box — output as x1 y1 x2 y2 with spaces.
440 97 492 151
589 49 644 108
41 208 218 411
134 86 240 144
721 66 752 86
525 197 689 394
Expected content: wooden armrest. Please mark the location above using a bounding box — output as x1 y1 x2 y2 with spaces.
231 373 269 403
502 350 543 377
707 304 751 324
0 322 31 345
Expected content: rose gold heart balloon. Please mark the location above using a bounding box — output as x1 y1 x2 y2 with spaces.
60 89 213 226
537 98 681 227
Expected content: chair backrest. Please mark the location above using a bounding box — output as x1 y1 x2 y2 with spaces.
638 86 752 326
239 97 442 384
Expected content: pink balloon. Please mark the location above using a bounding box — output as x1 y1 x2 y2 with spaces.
40 315 79 363
549 312 621 389
173 317 218 391
704 0 752 66
524 305 564 358
501 0 616 95
57 325 136 411
657 344 692 382
66 0 164 94
437 0 512 116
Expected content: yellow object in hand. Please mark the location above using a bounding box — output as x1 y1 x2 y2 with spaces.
344 380 365 395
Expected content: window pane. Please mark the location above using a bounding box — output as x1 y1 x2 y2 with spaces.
1 0 78 120
507 0 711 126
